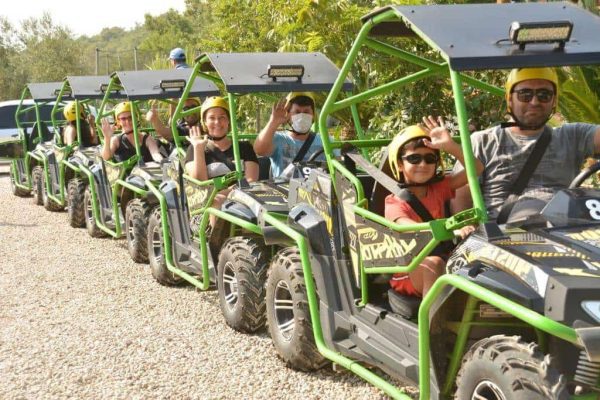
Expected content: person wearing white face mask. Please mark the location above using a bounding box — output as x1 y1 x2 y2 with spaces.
254 92 327 177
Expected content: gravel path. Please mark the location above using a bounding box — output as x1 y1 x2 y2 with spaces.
0 175 391 399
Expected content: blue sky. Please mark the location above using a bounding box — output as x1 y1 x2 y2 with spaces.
1 0 186 37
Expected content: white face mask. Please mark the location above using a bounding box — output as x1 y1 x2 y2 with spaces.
290 113 313 134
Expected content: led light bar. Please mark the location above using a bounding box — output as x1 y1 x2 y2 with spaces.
159 79 186 90
267 64 304 81
509 20 573 50
55 89 72 97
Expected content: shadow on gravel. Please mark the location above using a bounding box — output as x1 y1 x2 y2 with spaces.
0 222 37 227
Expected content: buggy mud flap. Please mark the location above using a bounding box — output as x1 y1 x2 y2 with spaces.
161 180 211 276
14 159 28 184
91 163 116 223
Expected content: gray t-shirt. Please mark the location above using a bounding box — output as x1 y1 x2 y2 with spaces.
465 123 597 219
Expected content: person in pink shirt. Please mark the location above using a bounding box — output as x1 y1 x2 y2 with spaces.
385 116 483 298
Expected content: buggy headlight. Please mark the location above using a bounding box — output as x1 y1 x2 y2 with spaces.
581 301 600 323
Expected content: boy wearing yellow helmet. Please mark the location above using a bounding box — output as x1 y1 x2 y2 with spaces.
386 116 482 299
62 101 98 147
100 101 163 163
454 68 600 220
254 92 325 177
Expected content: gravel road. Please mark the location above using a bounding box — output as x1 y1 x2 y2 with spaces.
0 175 395 399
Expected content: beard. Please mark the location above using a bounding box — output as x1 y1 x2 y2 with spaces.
185 117 199 127
513 107 552 130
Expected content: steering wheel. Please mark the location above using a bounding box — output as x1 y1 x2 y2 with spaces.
569 159 600 188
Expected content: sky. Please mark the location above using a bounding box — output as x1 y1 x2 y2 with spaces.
1 0 187 37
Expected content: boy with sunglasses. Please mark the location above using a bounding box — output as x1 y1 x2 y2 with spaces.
386 117 483 299
454 67 600 220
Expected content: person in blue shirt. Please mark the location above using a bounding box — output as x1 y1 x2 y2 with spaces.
168 48 189 69
254 92 326 178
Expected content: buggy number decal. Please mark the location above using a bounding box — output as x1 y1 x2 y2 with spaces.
585 199 600 220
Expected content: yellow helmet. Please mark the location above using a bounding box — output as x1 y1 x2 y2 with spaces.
505 68 559 112
114 101 133 119
388 125 431 181
285 91 316 110
63 101 84 122
187 97 201 106
201 96 229 128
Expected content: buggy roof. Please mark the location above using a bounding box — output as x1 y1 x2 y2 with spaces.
199 52 353 93
66 75 127 100
362 2 600 71
27 82 72 102
112 69 220 100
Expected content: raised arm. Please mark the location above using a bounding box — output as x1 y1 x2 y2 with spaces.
146 102 172 140
145 134 164 163
185 125 208 181
254 98 288 157
421 116 483 190
100 118 118 161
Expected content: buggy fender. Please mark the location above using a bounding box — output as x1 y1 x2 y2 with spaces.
222 199 257 224
288 204 333 257
449 261 544 312
125 175 147 191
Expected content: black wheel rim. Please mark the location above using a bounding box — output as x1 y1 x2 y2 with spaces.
273 280 294 341
127 214 135 242
151 223 162 264
472 380 506 400
222 261 238 310
85 195 94 225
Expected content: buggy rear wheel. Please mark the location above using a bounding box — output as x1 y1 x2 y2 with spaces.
455 335 568 400
217 236 268 333
31 165 43 205
84 186 105 238
10 169 30 197
148 207 183 286
265 247 327 371
125 198 152 263
67 178 86 227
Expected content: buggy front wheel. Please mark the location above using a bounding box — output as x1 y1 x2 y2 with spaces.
265 247 327 371
455 335 568 400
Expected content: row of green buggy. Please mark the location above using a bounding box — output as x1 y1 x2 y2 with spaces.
2 3 600 399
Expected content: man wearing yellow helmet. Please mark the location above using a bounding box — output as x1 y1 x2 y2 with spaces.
455 67 600 220
254 92 326 177
62 101 97 147
146 97 201 142
100 101 164 163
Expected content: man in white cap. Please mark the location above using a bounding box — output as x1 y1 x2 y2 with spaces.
169 48 189 69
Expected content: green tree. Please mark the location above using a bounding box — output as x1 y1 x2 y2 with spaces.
0 17 21 100
16 13 86 83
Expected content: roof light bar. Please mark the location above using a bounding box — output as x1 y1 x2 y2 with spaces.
267 64 304 82
509 20 573 50
55 89 72 97
159 79 186 90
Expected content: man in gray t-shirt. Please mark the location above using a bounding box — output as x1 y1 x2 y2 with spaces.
455 68 600 220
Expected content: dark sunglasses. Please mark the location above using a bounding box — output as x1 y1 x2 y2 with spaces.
512 88 555 103
402 153 439 165
182 106 197 112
